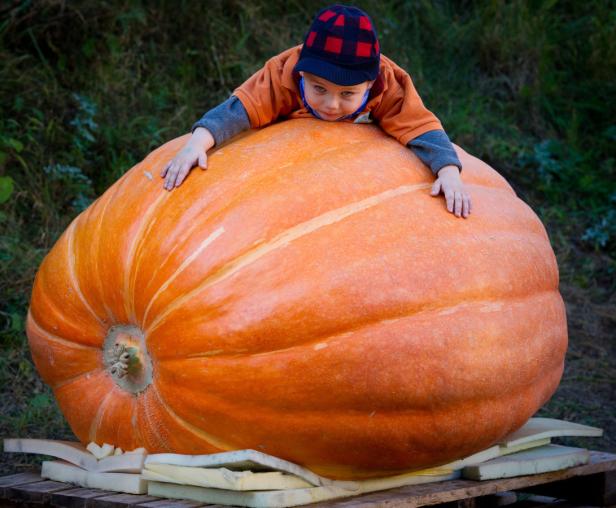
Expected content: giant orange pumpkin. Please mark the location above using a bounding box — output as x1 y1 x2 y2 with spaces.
27 119 567 479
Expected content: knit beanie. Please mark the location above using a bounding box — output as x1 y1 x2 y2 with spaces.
294 5 380 86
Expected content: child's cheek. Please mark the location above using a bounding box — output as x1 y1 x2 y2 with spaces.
307 91 321 109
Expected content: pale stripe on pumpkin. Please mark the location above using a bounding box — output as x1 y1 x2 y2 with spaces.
66 219 106 327
89 390 115 442
145 182 432 333
123 191 172 323
142 226 226 325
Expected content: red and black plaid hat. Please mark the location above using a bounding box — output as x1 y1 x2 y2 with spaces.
294 5 380 86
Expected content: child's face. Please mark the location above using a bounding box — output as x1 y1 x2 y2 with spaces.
300 72 373 121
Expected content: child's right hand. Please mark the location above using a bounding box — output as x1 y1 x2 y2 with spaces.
161 127 215 190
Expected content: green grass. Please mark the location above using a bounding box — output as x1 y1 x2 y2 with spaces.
1 0 614 474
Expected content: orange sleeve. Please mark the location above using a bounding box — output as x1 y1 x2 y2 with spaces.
233 47 301 128
371 57 443 145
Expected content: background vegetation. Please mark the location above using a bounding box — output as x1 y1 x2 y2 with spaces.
1 0 614 474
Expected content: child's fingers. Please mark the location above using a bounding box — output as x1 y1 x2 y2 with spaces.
445 190 454 212
164 164 181 190
163 169 176 190
161 161 172 177
462 194 472 218
174 162 193 187
454 191 462 217
430 179 441 196
198 153 208 170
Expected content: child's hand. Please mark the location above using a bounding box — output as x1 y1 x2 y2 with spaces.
161 127 215 190
430 165 472 218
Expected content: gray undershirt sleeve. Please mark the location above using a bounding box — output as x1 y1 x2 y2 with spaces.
191 95 250 146
407 130 462 176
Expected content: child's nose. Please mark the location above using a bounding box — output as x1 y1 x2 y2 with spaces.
326 96 340 110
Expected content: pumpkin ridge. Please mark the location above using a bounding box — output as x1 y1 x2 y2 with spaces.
135 185 256 311
54 371 117 446
27 311 100 351
27 312 102 388
124 190 172 323
66 219 105 327
158 367 561 415
94 164 155 322
149 281 560 363
151 384 232 451
130 397 143 446
135 134 412 310
53 367 105 391
152 292 565 416
145 182 432 333
159 290 560 361
76 176 126 323
134 388 174 453
128 159 287 322
88 389 115 442
29 225 107 347
142 226 226 325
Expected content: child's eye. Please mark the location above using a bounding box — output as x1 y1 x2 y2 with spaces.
314 85 327 94
341 91 355 98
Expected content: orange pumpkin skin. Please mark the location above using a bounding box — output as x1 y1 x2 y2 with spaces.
27 119 567 479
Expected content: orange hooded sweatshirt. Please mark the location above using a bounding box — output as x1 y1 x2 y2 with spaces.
234 45 443 146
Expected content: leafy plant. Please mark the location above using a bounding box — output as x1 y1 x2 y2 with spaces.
0 176 13 204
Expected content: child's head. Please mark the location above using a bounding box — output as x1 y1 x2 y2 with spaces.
294 5 380 120
295 5 380 86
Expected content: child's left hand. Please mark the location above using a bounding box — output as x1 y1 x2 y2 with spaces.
430 165 472 218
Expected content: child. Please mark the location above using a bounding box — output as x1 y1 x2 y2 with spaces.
162 4 471 218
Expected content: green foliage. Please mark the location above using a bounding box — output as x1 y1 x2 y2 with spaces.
0 0 614 470
43 163 94 212
0 176 13 204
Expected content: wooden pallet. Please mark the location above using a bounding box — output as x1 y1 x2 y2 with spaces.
0 451 614 508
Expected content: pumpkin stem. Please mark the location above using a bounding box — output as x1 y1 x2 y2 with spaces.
103 325 152 394
108 343 140 378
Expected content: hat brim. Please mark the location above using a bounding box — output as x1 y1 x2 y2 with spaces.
294 56 378 86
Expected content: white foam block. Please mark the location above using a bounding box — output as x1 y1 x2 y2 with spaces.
498 418 603 448
444 417 602 470
142 464 312 490
146 449 337 488
86 442 115 459
500 437 551 455
462 444 590 480
3 438 145 473
41 460 147 494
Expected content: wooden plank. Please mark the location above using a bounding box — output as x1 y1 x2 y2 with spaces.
91 493 160 507
50 487 116 508
6 479 72 505
307 451 616 508
522 469 616 506
0 472 43 498
135 499 206 507
0 500 24 507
